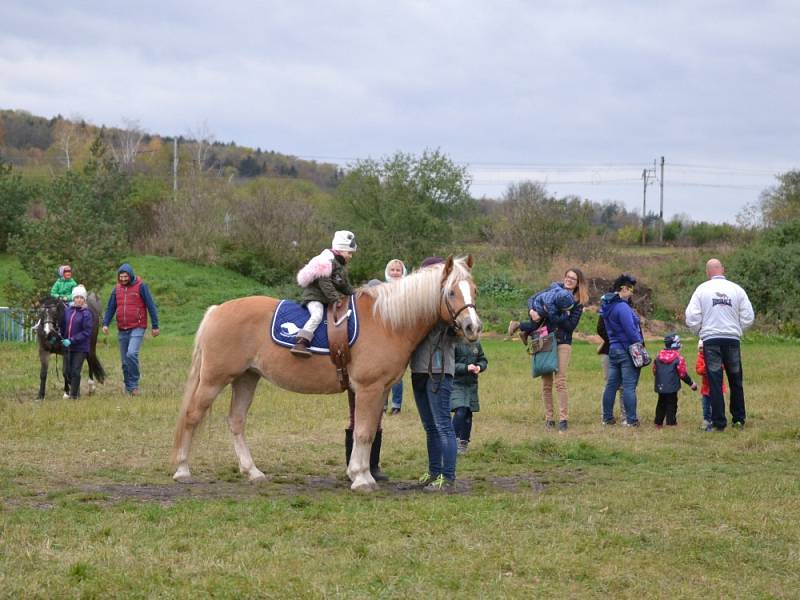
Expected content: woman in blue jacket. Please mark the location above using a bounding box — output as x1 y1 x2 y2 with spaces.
60 285 94 399
599 274 643 426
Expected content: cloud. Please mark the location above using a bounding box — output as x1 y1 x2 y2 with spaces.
1 0 798 221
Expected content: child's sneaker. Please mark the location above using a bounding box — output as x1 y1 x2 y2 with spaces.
457 439 469 454
417 472 433 487
545 420 556 430
558 420 568 432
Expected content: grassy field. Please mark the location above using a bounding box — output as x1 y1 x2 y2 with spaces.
2 334 799 599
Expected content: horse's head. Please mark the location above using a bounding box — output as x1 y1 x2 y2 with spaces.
36 297 65 343
438 255 482 342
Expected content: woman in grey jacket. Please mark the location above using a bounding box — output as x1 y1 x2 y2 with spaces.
410 257 458 492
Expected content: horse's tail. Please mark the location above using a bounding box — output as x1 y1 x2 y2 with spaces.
87 353 106 384
171 305 217 464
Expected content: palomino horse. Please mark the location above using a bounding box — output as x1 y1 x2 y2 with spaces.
35 294 106 399
172 255 482 491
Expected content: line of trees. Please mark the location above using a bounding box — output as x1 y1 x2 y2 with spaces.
3 109 799 333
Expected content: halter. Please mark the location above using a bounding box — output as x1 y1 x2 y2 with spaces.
39 300 65 346
442 287 477 333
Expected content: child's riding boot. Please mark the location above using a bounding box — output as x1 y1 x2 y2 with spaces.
290 330 313 358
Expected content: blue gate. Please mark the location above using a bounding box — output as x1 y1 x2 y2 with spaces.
0 307 35 342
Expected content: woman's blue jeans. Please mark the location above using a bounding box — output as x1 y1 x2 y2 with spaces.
602 348 640 423
391 380 403 409
117 327 145 392
411 373 456 480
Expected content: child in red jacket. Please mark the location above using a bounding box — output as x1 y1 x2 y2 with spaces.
695 339 727 429
653 333 697 428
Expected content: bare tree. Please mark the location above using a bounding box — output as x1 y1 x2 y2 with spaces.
186 121 216 174
109 117 145 171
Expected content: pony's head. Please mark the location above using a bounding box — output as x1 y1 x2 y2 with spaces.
437 255 482 341
365 255 482 341
35 297 65 344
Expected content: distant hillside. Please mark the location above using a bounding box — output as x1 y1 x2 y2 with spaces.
0 109 342 190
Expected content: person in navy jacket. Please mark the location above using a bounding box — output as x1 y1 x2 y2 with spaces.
61 285 94 399
102 263 160 396
599 273 644 426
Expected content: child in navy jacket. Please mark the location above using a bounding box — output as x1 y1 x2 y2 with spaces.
653 333 697 427
509 283 575 344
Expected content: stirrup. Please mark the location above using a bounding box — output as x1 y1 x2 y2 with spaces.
290 339 312 358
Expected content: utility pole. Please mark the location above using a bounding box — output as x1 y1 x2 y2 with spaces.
658 156 665 243
172 137 178 202
641 163 656 245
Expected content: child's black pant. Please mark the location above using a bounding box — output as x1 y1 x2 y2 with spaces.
654 392 678 426
452 407 473 441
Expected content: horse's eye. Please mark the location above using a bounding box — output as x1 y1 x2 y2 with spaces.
448 290 456 298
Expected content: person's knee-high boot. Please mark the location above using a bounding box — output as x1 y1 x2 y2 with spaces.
345 428 353 467
370 430 389 481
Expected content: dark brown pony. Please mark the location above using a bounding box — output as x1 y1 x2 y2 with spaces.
172 256 482 491
35 293 105 399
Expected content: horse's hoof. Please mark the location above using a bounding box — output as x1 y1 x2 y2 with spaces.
248 471 267 483
350 478 379 492
173 467 193 483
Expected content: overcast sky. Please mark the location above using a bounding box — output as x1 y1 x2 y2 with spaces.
2 1 798 222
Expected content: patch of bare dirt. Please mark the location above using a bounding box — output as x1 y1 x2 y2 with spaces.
5 474 546 507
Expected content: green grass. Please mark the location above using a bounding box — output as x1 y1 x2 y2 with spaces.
2 335 799 598
0 254 34 305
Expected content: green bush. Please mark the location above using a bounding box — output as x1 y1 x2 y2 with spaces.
727 219 800 336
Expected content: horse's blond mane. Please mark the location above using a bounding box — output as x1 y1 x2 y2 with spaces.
360 258 472 329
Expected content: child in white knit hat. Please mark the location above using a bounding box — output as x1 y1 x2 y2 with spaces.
292 231 357 357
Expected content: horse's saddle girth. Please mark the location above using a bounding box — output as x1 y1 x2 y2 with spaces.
327 301 352 391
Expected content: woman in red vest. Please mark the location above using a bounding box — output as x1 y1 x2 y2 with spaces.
102 263 160 396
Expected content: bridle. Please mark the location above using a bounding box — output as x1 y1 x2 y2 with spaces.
442 286 477 334
38 301 64 346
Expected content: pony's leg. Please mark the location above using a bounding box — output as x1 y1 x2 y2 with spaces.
347 385 384 492
228 370 266 482
173 380 225 482
87 361 96 395
37 350 48 400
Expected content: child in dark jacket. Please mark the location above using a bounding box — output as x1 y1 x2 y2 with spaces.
61 285 94 399
653 333 697 427
292 230 357 357
451 340 488 453
508 283 575 345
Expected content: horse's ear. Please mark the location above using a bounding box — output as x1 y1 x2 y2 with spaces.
442 255 454 283
466 254 474 270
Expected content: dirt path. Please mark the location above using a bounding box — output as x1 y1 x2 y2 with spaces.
6 474 545 508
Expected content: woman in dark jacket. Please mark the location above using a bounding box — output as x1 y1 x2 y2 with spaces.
536 268 587 432
599 273 643 426
61 285 94 399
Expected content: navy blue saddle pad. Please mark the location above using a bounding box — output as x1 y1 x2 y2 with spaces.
270 296 359 354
